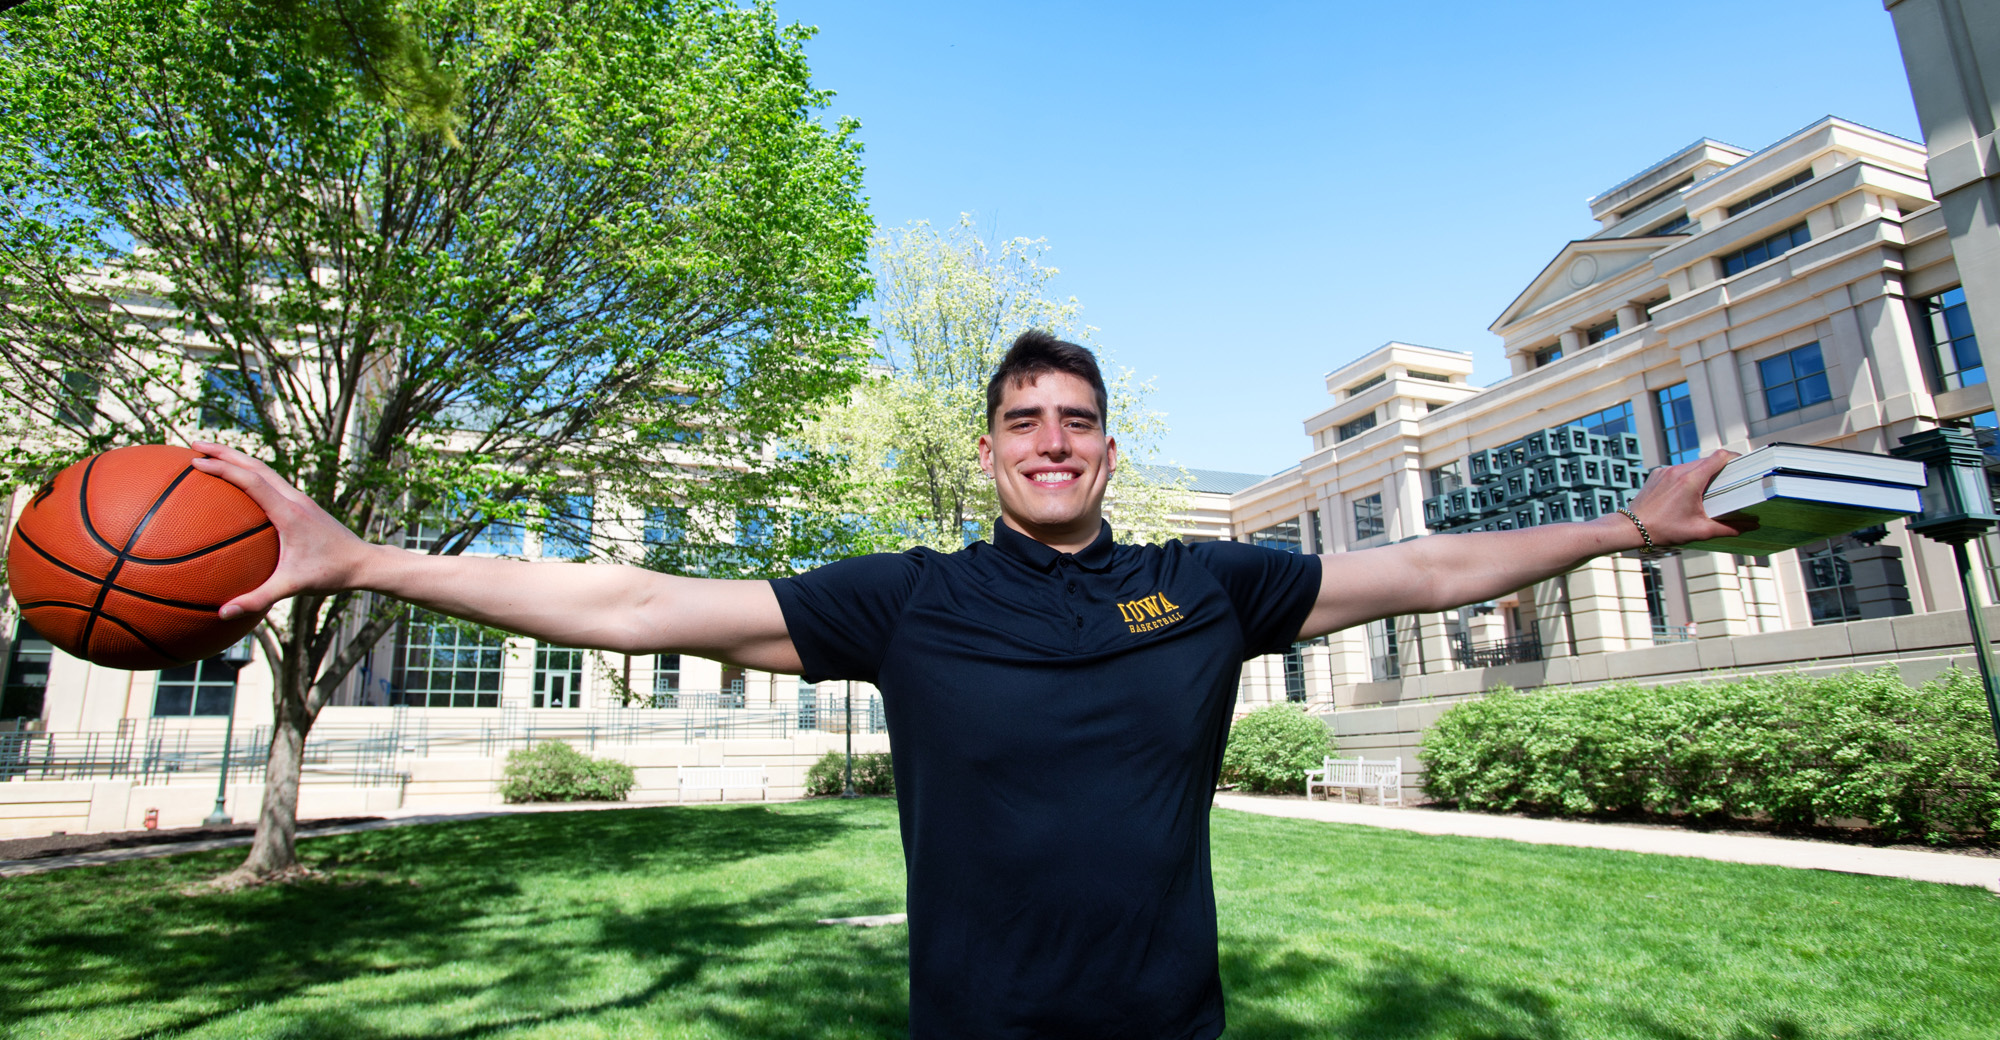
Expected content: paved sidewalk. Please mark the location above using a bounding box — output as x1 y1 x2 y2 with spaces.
1214 793 2000 892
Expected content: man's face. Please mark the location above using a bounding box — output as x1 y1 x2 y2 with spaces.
978 370 1117 547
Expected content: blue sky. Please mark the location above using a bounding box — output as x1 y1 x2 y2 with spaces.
779 1 1924 475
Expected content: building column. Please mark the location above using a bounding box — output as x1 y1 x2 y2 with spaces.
1682 551 1752 638
1416 612 1459 674
1566 558 1639 655
1528 575 1574 657
1617 304 1643 331
1324 627 1371 698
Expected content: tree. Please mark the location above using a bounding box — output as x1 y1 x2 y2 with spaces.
810 219 1187 552
0 0 871 880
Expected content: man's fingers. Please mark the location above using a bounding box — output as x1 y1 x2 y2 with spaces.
190 441 313 508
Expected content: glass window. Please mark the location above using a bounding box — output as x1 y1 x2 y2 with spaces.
468 517 524 555
533 644 584 709
540 494 594 558
1585 319 1619 345
1408 370 1451 383
1801 538 1860 625
1305 510 1322 554
1568 400 1636 438
1347 374 1385 397
1641 558 1671 635
1352 493 1385 540
644 506 686 547
1366 617 1400 681
57 369 100 429
1428 462 1465 498
1720 223 1811 277
153 656 238 717
1337 413 1377 441
1759 343 1832 417
721 666 746 708
200 366 264 429
1920 286 1983 391
3 621 54 721
1282 644 1306 702
1534 345 1562 367
1249 518 1303 553
1655 383 1700 465
1725 169 1815 217
1643 213 1690 236
652 653 680 708
391 612 504 708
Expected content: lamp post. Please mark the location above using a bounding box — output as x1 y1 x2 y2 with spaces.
1890 427 2000 759
841 679 858 799
202 638 256 827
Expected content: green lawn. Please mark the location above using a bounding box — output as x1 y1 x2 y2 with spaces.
0 800 1993 1038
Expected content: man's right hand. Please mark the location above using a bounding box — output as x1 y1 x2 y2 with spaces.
191 440 382 619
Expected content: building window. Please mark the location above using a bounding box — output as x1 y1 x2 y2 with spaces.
3 621 53 721
1306 510 1322 554
1347 374 1386 397
1282 644 1307 702
200 366 264 430
1428 461 1465 498
1337 412 1377 441
654 653 681 694
1643 212 1690 236
391 612 504 708
1801 538 1860 625
1724 169 1815 218
1641 558 1672 636
534 644 584 708
1568 400 1636 438
1616 175 1695 219
540 493 594 558
1534 345 1562 367
1408 370 1451 383
1655 383 1700 465
1919 286 1983 391
1759 342 1832 417
1584 319 1619 345
1720 223 1810 277
56 369 100 429
721 666 747 708
153 655 238 716
1352 493 1385 540
1366 617 1400 681
1249 518 1303 553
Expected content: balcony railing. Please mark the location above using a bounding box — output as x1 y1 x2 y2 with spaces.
1453 632 1543 668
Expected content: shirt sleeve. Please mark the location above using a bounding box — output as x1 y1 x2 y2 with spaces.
1187 541 1323 660
768 551 926 684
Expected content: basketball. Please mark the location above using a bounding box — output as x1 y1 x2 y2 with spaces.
6 444 279 670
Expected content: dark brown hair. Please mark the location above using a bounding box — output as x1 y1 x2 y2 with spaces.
984 330 1108 429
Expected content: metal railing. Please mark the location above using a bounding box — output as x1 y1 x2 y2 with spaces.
1453 632 1544 668
1651 623 1694 644
0 689 887 785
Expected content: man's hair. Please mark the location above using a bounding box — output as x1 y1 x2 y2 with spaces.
985 330 1109 429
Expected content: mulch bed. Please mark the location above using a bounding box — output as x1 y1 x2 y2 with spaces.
0 817 384 862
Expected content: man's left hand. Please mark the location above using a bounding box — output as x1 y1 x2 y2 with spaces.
1623 450 1755 549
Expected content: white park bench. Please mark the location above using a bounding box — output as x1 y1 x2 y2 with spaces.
1304 756 1403 806
678 764 769 802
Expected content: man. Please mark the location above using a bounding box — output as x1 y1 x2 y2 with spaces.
193 330 1743 1039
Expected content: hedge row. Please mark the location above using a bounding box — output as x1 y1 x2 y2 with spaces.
499 741 637 803
1420 668 2000 844
1221 703 1336 794
804 750 895 796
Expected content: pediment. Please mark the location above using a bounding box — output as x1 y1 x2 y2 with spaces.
1490 236 1678 332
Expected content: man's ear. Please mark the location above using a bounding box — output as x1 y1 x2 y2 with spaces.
1105 436 1118 475
977 433 993 476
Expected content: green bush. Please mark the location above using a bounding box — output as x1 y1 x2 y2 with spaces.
1420 668 2000 843
499 741 637 803
1221 704 1336 794
803 750 895 796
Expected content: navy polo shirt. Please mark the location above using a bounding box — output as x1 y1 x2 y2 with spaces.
771 518 1321 1040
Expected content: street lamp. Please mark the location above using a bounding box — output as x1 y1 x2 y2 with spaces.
842 679 858 799
202 638 256 827
1890 427 2000 759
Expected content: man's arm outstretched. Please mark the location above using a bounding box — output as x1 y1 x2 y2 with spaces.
1299 450 1747 639
190 442 802 673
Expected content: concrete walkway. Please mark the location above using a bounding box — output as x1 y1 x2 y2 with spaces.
1214 793 2000 892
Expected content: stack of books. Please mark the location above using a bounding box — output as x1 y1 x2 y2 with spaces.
1679 443 1927 554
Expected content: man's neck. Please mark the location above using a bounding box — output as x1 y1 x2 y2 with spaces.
1000 511 1104 555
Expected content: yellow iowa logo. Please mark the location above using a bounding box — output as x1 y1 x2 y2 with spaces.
1119 591 1184 634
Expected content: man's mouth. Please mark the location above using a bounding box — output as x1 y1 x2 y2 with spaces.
1032 471 1078 485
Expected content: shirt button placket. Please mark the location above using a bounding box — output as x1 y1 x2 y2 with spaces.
1059 557 1084 646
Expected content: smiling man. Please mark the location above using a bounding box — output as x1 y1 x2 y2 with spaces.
194 329 1742 1040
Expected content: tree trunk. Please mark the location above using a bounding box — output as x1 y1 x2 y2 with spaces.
230 672 315 878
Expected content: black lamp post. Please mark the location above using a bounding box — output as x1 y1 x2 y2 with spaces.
841 679 858 799
1890 427 2000 758
202 638 257 827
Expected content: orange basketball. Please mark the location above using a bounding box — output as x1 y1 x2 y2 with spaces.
6 444 278 670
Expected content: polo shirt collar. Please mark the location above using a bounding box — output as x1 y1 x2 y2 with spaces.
992 516 1117 572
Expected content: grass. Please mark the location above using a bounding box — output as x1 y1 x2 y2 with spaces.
0 800 1992 1038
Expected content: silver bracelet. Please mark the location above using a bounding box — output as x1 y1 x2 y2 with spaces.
1617 508 1657 554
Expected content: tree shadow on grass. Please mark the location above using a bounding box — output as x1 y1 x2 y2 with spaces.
0 804 909 1039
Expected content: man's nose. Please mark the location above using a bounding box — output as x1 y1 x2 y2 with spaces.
1035 425 1071 457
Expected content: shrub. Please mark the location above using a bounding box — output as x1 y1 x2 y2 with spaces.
499 741 637 803
1221 704 1336 794
804 750 895 796
1420 669 2000 843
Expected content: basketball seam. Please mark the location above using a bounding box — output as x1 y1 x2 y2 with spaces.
78 461 198 654
119 520 274 566
13 602 179 664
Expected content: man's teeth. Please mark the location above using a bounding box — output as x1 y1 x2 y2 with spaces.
1033 472 1076 483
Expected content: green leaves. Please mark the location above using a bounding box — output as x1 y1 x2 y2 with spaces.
1222 703 1338 794
1421 669 2000 843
